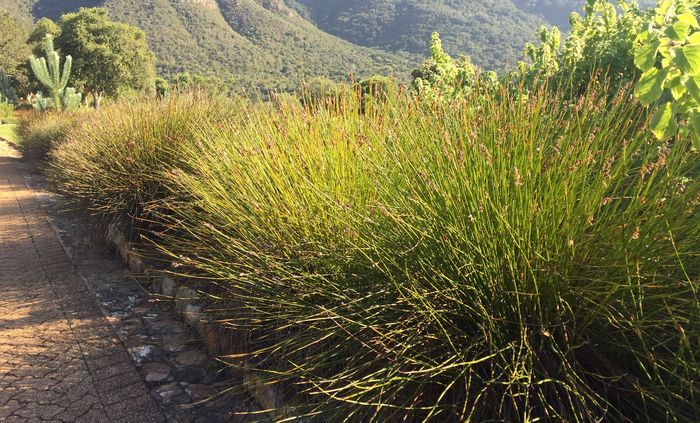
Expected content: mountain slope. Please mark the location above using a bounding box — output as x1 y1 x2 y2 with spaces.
2 0 648 89
512 0 656 28
0 0 410 91
287 0 547 70
287 0 659 70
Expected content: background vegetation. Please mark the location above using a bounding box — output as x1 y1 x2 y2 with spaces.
0 0 411 92
287 0 543 69
0 11 32 95
0 0 646 91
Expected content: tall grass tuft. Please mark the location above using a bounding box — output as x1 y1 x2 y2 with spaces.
48 92 243 233
154 86 699 421
47 84 699 421
16 111 85 161
0 101 14 119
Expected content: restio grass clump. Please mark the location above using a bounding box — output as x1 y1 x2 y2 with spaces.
47 92 242 231
16 110 85 160
45 86 699 422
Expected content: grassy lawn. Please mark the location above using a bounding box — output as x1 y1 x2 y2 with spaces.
0 124 19 144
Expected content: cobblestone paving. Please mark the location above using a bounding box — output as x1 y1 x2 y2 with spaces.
0 141 165 422
35 182 258 423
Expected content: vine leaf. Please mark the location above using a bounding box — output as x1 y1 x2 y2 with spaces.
635 37 660 71
635 67 668 105
677 44 700 75
666 71 686 99
665 22 691 42
685 77 700 103
677 12 699 29
654 0 674 26
650 102 678 140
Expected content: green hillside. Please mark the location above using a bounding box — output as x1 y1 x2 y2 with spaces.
512 0 656 28
2 0 651 89
0 0 410 91
513 0 584 27
286 0 547 70
287 0 659 70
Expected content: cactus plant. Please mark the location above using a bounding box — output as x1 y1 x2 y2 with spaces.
61 87 82 110
29 35 81 111
29 92 51 112
0 72 19 107
30 88 82 112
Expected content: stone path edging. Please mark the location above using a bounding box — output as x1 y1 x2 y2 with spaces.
107 228 289 420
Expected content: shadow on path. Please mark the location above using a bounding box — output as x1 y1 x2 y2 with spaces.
0 141 164 422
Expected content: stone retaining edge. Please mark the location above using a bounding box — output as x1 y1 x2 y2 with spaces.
104 223 289 420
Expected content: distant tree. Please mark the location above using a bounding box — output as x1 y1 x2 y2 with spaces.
301 77 345 109
154 77 170 99
28 18 62 55
47 8 156 109
355 75 398 112
171 71 226 95
0 11 32 95
412 33 497 101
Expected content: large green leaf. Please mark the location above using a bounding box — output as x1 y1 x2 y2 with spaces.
690 110 700 150
677 44 700 75
665 21 691 42
677 12 700 29
635 68 668 105
655 0 674 26
650 102 678 140
655 0 673 17
666 71 686 99
685 76 700 103
635 37 660 71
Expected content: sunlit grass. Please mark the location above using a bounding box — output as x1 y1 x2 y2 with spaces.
14 111 87 161
46 92 242 230
44 85 700 421
0 123 18 143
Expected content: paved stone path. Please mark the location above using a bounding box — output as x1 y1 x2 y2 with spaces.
0 141 165 422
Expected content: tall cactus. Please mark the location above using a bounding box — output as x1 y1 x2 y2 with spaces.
0 72 19 107
29 35 73 109
30 88 82 113
61 87 82 110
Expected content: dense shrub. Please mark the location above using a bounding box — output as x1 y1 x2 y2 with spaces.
355 75 399 112
47 92 243 231
412 32 498 101
15 111 83 160
517 0 644 92
300 77 349 111
39 80 700 421
154 86 699 421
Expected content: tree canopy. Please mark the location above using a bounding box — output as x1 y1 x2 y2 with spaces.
28 18 61 53
0 11 31 95
31 8 157 108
